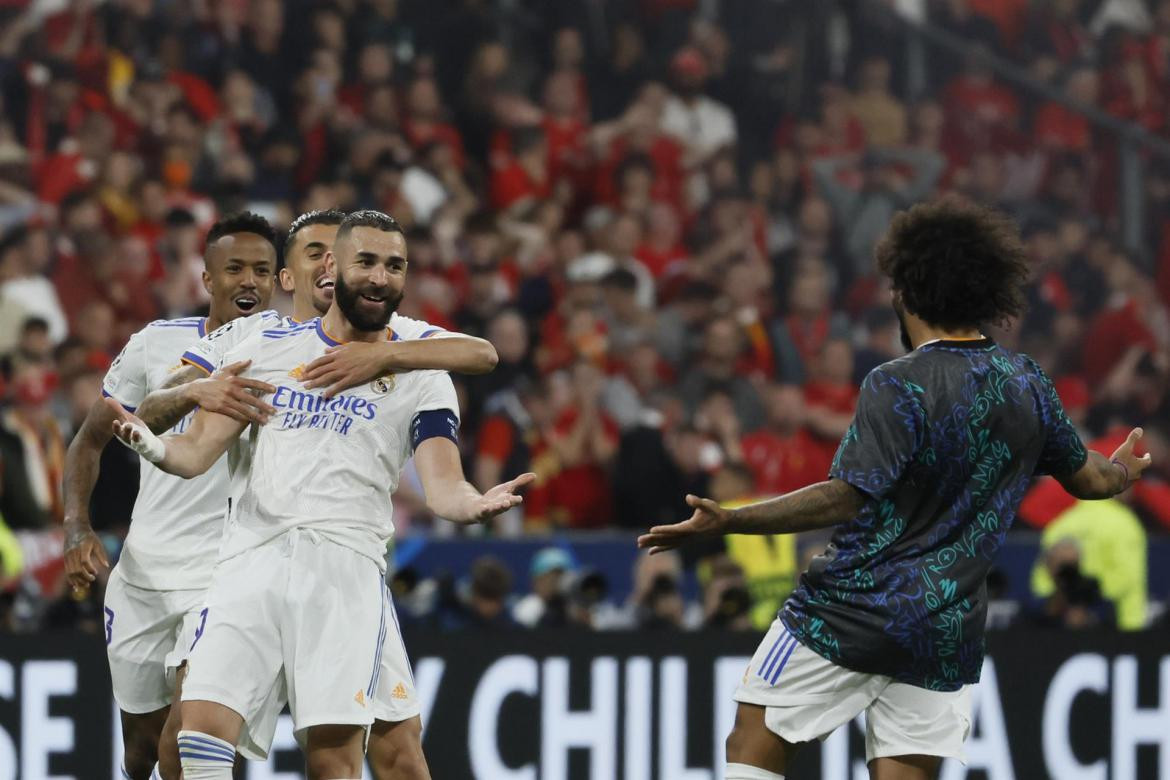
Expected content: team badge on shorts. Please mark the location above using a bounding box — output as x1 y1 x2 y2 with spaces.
371 375 396 394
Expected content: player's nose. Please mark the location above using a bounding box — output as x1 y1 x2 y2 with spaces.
367 265 391 287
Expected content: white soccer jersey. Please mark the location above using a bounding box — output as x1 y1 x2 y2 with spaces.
218 318 459 570
101 317 228 591
181 310 450 375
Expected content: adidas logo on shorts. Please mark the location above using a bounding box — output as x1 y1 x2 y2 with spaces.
354 690 366 707
392 682 408 700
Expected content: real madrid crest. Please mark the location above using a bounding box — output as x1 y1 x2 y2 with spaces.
371 374 395 394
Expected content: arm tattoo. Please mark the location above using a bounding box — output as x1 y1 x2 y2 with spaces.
724 480 866 535
137 365 203 434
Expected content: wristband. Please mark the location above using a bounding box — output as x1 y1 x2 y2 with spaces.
119 422 166 463
1111 458 1129 485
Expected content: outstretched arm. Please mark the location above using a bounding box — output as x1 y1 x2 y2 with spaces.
108 398 248 479
414 436 535 524
62 398 115 590
1056 428 1151 500
136 361 277 434
302 336 499 398
637 479 864 554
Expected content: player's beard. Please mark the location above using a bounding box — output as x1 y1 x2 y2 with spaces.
334 273 403 332
892 295 914 352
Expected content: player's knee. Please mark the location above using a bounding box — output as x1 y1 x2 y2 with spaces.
726 724 748 763
369 718 429 779
121 716 163 778
305 752 364 780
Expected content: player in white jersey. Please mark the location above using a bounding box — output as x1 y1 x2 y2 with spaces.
109 210 534 780
62 212 281 780
130 208 497 780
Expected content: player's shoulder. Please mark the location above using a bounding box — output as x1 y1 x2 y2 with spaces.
203 309 283 340
389 313 446 340
137 317 207 349
140 316 205 336
259 316 318 341
863 353 919 386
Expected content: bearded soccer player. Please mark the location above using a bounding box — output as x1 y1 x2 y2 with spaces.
62 212 279 780
109 210 534 780
134 208 496 779
638 200 1152 780
136 208 496 431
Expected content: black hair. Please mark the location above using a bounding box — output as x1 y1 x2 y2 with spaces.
0 225 28 257
21 316 49 334
601 267 638 292
165 208 196 228
336 209 403 243
205 210 279 252
284 209 346 255
59 189 94 218
875 199 1029 330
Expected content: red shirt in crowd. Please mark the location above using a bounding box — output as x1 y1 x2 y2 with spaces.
546 408 619 529
594 136 686 212
1081 299 1157 385
634 242 689 279
490 161 551 211
741 428 831 496
403 119 466 169
1033 102 1091 152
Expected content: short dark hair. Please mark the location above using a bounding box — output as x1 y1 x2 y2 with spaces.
284 209 346 255
205 211 279 253
336 209 403 243
470 556 513 601
875 199 1029 330
601 267 638 292
21 316 49 334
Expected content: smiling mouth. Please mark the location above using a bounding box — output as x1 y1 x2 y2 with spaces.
360 293 388 303
234 294 259 312
315 278 334 290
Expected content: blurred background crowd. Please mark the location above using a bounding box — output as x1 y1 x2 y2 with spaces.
0 0 1168 635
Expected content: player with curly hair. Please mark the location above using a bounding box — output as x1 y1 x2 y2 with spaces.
639 199 1153 780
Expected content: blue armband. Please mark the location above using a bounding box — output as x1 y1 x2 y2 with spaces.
411 409 459 451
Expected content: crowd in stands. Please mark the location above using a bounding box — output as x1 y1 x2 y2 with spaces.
1 0 1169 632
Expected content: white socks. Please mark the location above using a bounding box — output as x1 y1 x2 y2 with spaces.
725 763 785 779
177 731 235 779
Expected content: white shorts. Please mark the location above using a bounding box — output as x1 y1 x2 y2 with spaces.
182 529 387 760
734 618 972 764
104 565 205 714
372 589 420 724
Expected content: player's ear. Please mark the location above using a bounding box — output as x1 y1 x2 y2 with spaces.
278 267 295 292
324 250 336 278
201 268 213 297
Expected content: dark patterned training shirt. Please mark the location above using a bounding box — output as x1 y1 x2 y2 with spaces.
781 338 1087 691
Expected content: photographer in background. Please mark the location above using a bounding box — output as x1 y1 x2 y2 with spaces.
1030 494 1149 630
1030 538 1117 629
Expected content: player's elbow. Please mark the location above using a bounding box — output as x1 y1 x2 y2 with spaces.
471 339 499 374
1058 469 1112 501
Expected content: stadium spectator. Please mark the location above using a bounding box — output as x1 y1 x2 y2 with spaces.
738 384 829 496
679 317 765 431
513 547 574 628
1031 498 1149 629
1029 537 1118 629
443 555 518 631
